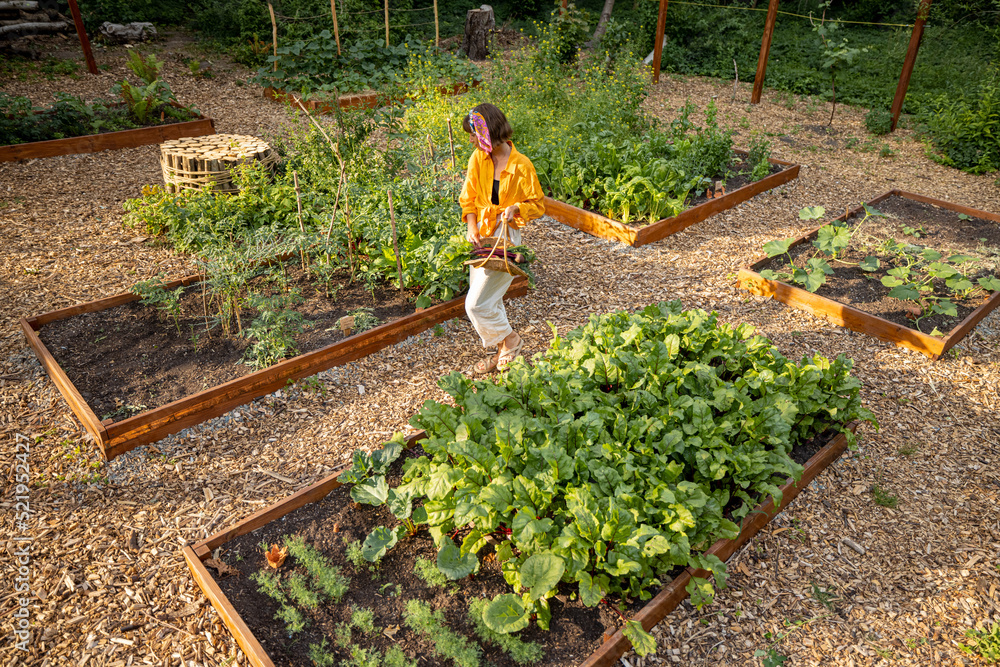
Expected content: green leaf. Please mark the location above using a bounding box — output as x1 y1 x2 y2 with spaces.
577 571 607 607
931 299 958 317
948 254 977 265
362 525 404 562
482 594 530 634
370 439 404 475
686 575 716 609
763 238 793 257
798 206 825 220
978 276 1000 292
858 256 879 272
888 284 920 301
921 248 942 262
800 268 827 293
945 276 974 292
437 542 477 580
351 476 389 505
386 487 414 520
624 620 657 657
519 553 565 601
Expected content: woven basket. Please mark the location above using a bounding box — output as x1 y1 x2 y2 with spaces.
464 236 529 277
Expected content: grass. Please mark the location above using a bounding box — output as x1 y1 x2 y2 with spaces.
897 442 920 456
872 483 899 508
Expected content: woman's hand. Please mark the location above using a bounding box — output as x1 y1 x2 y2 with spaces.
466 218 482 247
501 203 520 224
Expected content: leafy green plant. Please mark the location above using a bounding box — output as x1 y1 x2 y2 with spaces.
746 134 773 182
350 605 377 635
865 107 892 136
871 483 898 508
960 623 1000 662
345 539 367 569
308 638 337 667
348 308 380 333
921 77 1000 174
468 598 544 665
415 557 449 588
810 1 868 124
405 599 482 667
344 302 874 656
251 570 309 636
283 534 350 602
132 274 185 332
243 290 307 369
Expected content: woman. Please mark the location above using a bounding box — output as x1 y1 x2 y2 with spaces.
460 103 545 374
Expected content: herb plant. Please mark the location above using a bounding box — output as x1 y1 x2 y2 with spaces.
132 275 185 333
344 302 875 656
405 599 482 667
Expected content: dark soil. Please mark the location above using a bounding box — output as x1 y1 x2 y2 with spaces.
209 432 838 667
756 195 1000 334
37 262 422 422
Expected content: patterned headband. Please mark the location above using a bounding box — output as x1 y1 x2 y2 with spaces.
468 110 492 153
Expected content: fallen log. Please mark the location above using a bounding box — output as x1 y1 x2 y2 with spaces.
0 1 39 10
0 21 70 36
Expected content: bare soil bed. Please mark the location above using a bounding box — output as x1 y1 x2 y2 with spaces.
37 264 420 421
756 195 1000 333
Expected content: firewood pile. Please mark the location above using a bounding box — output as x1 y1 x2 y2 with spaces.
0 0 72 58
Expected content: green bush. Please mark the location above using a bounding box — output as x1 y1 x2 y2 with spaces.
864 107 893 135
920 77 1000 174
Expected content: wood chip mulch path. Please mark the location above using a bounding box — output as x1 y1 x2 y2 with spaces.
1 32 998 667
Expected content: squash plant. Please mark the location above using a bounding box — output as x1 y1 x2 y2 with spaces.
341 302 875 655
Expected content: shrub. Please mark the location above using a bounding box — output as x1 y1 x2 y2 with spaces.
920 78 1000 174
864 107 893 136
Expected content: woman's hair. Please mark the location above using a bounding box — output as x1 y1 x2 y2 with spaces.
462 103 513 145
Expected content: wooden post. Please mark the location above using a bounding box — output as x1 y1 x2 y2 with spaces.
890 0 933 131
751 0 780 104
651 0 668 84
447 118 456 170
268 3 278 72
330 0 341 55
433 0 440 47
65 0 97 75
387 190 403 290
292 171 308 274
384 0 390 47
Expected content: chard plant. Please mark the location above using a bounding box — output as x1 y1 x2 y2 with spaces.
341 302 875 656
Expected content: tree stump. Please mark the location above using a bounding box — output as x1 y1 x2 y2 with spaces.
159 134 280 194
462 4 494 61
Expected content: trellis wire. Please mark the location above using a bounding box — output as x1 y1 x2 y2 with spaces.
660 0 916 28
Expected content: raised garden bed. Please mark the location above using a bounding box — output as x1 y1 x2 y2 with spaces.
738 190 1000 359
20 274 527 460
183 424 856 667
264 82 474 115
0 104 215 163
544 152 800 246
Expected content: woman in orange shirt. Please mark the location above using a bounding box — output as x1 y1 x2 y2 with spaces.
460 103 545 374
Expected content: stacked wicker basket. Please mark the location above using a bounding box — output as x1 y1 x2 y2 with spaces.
159 134 280 193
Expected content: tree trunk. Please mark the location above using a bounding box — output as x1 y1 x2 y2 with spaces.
587 0 615 49
462 5 494 61
0 21 69 36
0 1 39 11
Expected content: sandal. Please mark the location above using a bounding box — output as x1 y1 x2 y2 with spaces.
473 353 499 376
496 338 524 372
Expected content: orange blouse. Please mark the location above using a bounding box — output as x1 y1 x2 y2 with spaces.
459 141 546 238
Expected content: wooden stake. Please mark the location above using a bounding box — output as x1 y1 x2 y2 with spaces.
447 118 456 170
751 0 780 104
384 0 390 47
433 0 440 47
292 170 308 274
652 0 668 84
324 166 346 245
330 0 341 55
890 0 933 131
427 134 435 161
387 190 403 290
268 3 278 72
65 0 97 75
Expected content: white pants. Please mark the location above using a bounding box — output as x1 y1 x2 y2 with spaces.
465 227 521 348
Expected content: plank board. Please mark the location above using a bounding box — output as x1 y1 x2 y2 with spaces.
544 153 801 247
0 109 215 162
24 277 527 460
185 421 856 667
739 190 1000 360
264 81 474 115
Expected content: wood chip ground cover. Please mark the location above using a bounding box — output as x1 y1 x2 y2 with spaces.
1 32 998 667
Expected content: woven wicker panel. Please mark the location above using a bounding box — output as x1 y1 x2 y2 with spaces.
159 134 280 193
